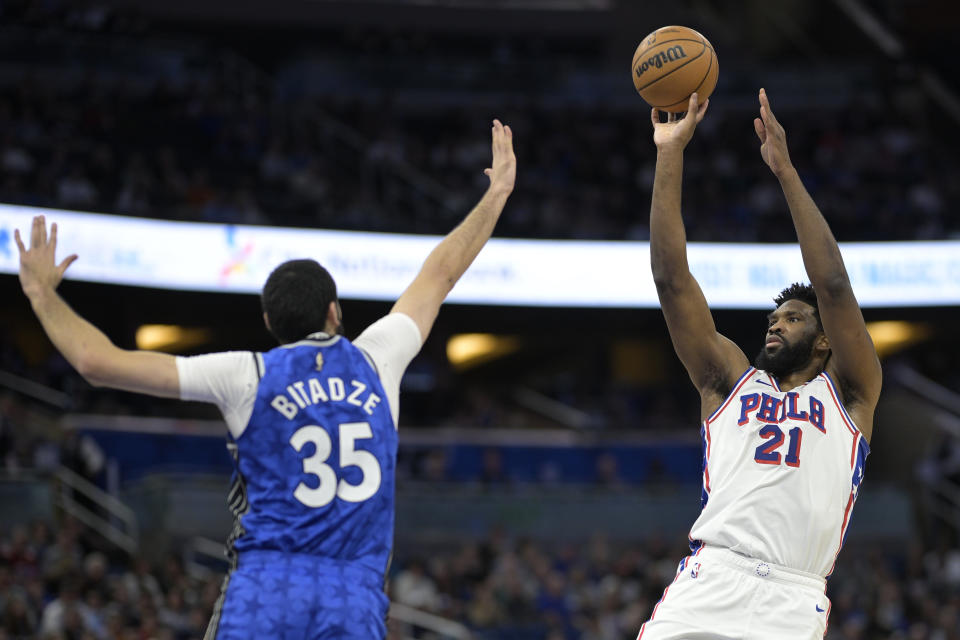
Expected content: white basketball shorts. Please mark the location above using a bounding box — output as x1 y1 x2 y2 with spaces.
636 546 830 640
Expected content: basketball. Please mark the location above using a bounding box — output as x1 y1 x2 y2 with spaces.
632 25 718 113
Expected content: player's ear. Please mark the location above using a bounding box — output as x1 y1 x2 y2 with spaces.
816 332 830 352
326 301 341 333
263 312 272 332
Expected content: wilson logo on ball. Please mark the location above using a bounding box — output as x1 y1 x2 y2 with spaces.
631 25 719 113
635 45 688 78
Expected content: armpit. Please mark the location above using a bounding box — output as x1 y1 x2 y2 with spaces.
700 362 734 399
838 375 862 408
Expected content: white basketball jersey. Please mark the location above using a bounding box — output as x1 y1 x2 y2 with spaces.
688 367 869 578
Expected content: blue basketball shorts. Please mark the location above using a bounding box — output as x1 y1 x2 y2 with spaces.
204 550 389 640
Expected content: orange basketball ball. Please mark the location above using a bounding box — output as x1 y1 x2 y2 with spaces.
632 25 718 113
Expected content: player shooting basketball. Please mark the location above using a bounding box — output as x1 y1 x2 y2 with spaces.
636 90 883 639
16 120 516 640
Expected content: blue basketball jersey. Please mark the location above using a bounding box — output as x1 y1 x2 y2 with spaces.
226 333 397 577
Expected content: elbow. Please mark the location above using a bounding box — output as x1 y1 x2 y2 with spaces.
420 259 457 294
653 278 679 299
651 269 672 290
650 261 671 291
816 273 852 301
75 353 108 387
650 249 691 298
652 270 690 299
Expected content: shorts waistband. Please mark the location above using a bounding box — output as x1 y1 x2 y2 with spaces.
691 547 825 591
235 550 384 587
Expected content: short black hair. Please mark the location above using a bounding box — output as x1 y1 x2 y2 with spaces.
773 282 822 330
261 259 338 344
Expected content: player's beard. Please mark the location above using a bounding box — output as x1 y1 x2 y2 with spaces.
754 332 817 379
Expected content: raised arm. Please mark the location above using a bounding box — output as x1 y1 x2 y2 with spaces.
391 119 516 341
755 88 882 434
649 94 749 409
16 216 180 398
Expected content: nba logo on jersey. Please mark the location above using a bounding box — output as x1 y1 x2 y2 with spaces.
689 562 701 579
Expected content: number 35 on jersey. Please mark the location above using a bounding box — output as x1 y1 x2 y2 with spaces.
289 422 382 508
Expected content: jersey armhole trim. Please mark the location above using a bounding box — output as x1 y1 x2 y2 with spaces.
253 352 264 380
705 367 755 425
819 371 863 440
356 347 380 378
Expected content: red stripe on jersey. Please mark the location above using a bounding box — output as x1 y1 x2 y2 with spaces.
822 599 832 638
827 479 857 577
637 586 671 639
820 373 858 437
705 420 714 460
706 369 756 426
637 569 683 639
703 420 713 492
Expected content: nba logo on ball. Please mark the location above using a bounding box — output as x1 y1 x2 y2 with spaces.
632 25 719 113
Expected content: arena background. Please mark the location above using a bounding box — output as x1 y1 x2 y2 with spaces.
2 0 960 638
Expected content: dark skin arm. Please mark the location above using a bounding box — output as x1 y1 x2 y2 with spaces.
650 94 751 421
755 88 882 441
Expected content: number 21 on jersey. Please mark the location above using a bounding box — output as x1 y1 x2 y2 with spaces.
289 422 382 507
754 425 803 468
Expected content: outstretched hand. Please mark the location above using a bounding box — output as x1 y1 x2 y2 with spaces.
651 93 709 152
754 88 794 177
15 215 78 300
484 119 516 196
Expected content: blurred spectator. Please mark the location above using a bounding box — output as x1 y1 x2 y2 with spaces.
1 525 39 577
42 527 83 587
81 553 110 603
1 591 37 638
56 167 98 209
122 558 163 612
594 452 624 489
0 394 22 473
392 559 441 612
38 573 99 638
480 447 507 486
60 431 105 486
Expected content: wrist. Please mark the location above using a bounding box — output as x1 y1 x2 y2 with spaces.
656 145 685 159
487 183 513 199
26 285 56 308
774 164 798 181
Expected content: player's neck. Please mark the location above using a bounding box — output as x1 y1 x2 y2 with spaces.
767 361 826 391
